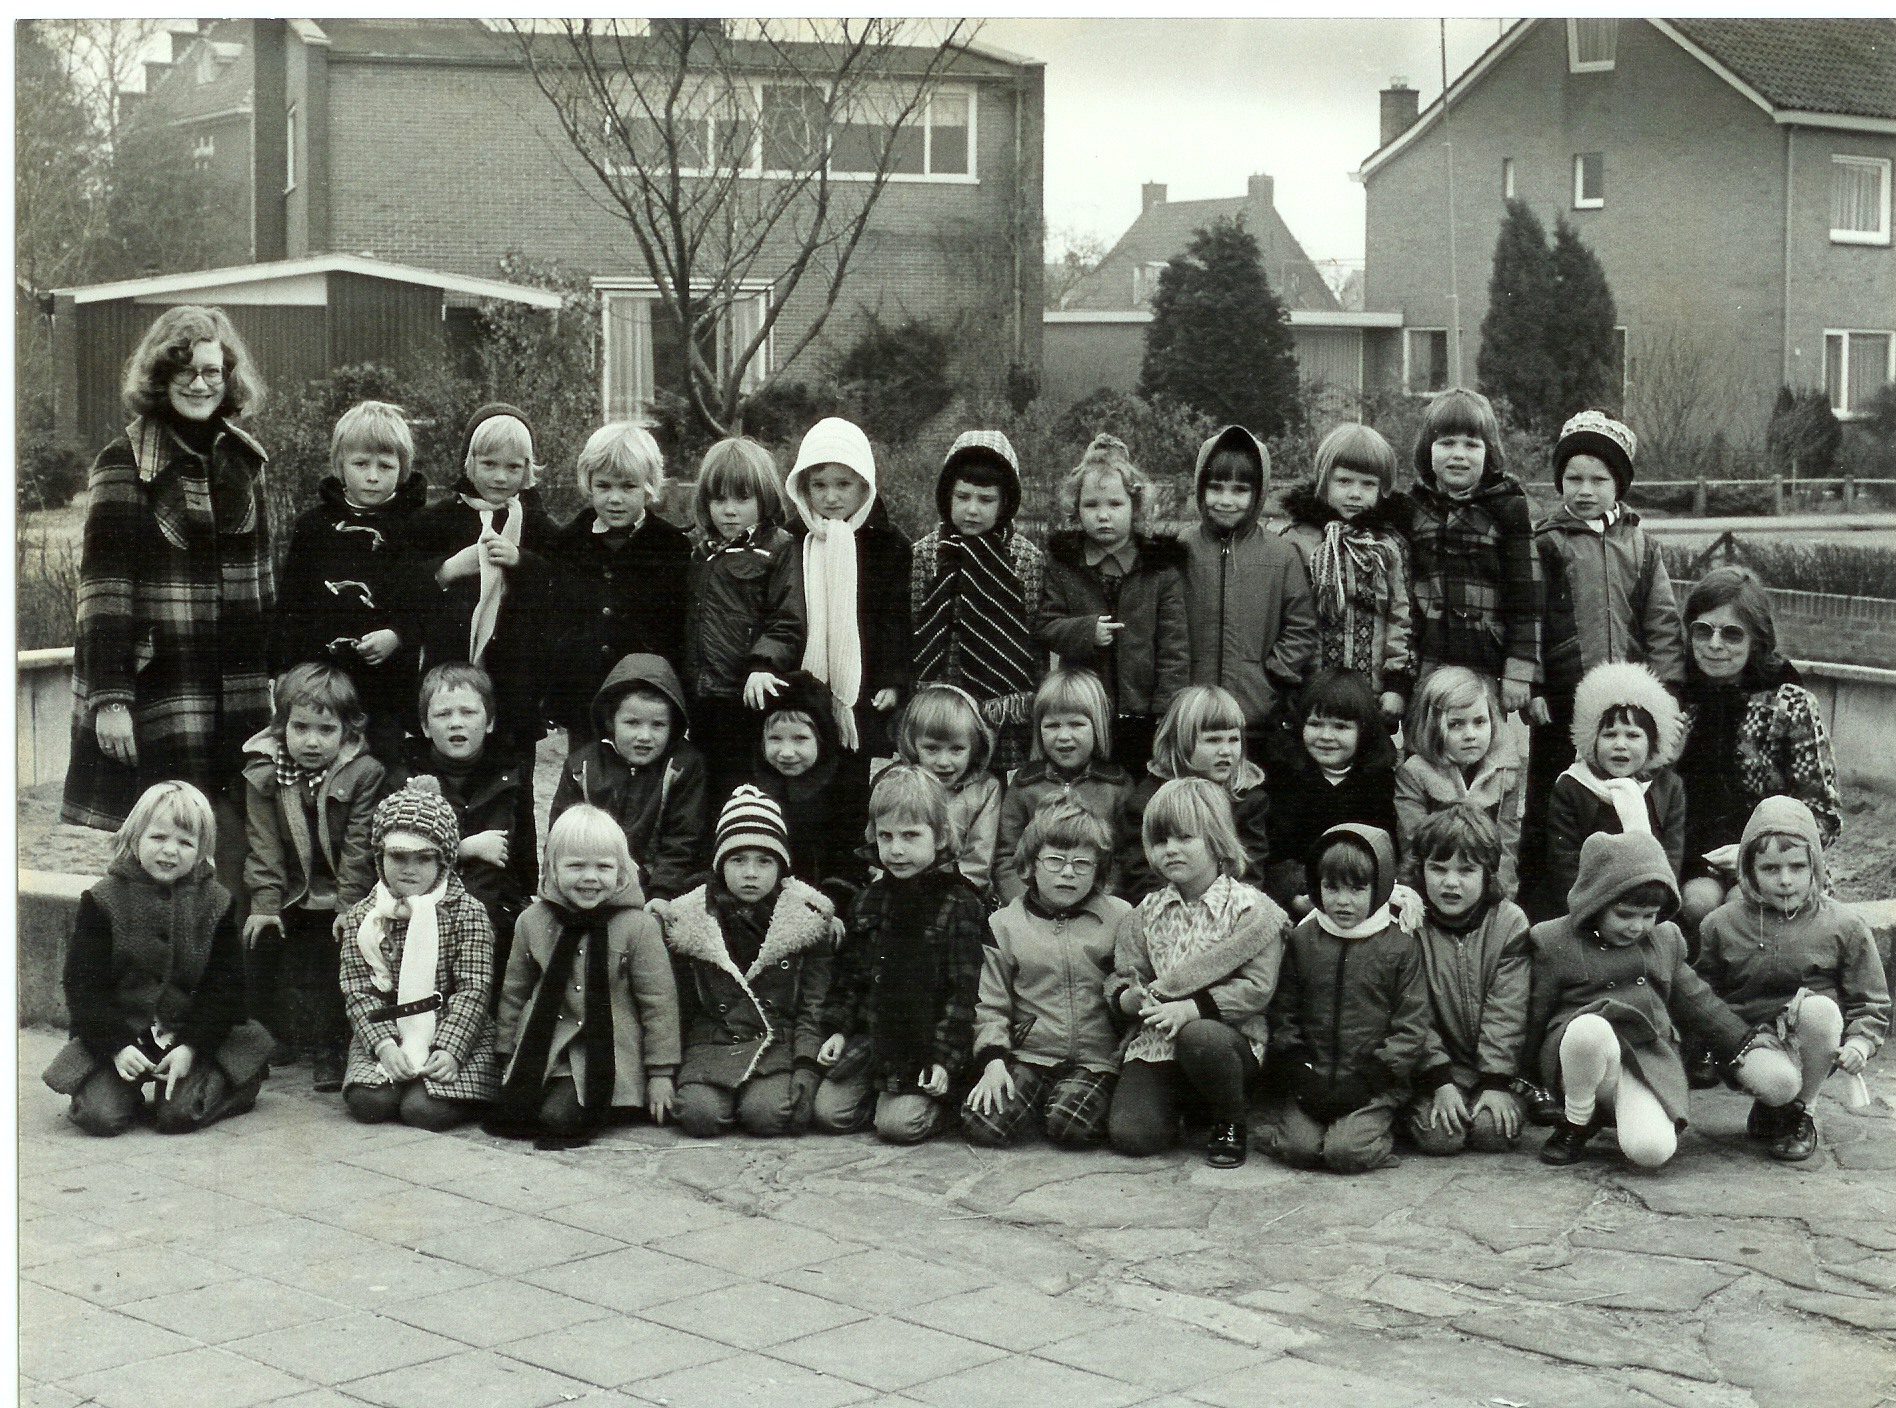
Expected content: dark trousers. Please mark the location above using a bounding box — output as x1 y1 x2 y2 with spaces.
1113 715 1159 779
69 1061 260 1138
693 693 763 804
1522 689 1575 922
344 1079 478 1131
250 907 346 1056
1108 1019 1260 1156
674 1073 799 1139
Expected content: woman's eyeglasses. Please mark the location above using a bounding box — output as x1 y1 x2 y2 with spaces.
1689 622 1748 647
170 366 226 388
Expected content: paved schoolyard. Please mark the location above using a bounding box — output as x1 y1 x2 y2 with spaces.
16 1025 1896 1408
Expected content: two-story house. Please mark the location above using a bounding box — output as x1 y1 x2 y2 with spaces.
127 18 1045 420
1359 18 1896 442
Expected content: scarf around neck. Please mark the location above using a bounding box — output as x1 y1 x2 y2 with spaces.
1562 760 1652 835
914 529 1036 705
1315 903 1394 939
796 497 875 749
498 901 616 1121
1308 517 1397 674
460 493 524 665
355 875 449 1067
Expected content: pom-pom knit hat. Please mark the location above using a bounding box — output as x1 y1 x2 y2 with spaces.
1554 409 1637 494
371 776 461 859
713 784 792 871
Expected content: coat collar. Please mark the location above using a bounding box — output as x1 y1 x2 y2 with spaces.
1281 482 1411 537
241 726 366 789
664 877 833 976
127 415 266 483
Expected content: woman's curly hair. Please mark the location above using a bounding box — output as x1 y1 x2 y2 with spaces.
120 305 266 420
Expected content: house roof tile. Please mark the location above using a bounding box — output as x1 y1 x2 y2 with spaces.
1670 18 1896 122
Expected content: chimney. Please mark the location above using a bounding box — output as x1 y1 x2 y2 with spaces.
1380 81 1419 148
1247 173 1275 209
1141 182 1167 211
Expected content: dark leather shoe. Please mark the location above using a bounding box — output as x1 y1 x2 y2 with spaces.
1205 1121 1247 1168
1686 1047 1721 1090
1746 1099 1781 1142
1769 1104 1817 1162
1539 1116 1599 1166
310 1048 344 1093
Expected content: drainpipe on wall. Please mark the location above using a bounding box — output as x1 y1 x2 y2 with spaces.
1440 20 1463 386
1782 125 1795 387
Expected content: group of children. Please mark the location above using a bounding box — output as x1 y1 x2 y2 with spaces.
50 389 1885 1175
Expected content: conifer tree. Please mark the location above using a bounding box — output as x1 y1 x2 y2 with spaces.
1548 215 1621 419
1476 199 1560 435
1139 215 1302 438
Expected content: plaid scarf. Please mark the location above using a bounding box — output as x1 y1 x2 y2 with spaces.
275 756 326 790
914 530 1037 705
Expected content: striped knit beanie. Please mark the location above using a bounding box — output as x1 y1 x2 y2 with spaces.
713 785 792 871
370 777 461 859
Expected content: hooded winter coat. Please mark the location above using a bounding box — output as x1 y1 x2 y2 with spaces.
1546 662 1687 901
64 414 274 830
1677 658 1842 860
750 673 870 911
1037 530 1191 718
548 505 692 738
1278 483 1415 700
1694 796 1889 1057
1534 503 1684 696
993 757 1134 904
781 485 914 709
550 654 709 900
685 522 805 701
1117 763 1271 902
388 737 537 941
271 472 430 747
1394 728 1524 899
976 889 1131 1076
663 877 836 1090
1178 426 1319 728
240 729 386 917
1403 456 1541 685
1269 825 1436 1119
1415 899 1532 1093
1527 831 1750 1125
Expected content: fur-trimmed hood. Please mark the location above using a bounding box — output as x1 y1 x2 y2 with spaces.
663 877 834 975
1044 528 1187 574
1280 482 1413 539
1570 661 1683 771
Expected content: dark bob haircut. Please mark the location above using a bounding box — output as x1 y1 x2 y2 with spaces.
1683 565 1782 686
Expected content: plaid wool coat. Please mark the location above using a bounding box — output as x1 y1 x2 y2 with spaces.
1404 470 1542 686
63 416 274 829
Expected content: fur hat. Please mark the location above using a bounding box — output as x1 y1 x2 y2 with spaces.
1569 661 1683 771
714 785 792 871
1554 410 1637 495
371 776 460 858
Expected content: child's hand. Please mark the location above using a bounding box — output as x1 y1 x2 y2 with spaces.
243 913 283 949
461 830 510 867
918 1064 949 1098
1118 982 1149 1016
827 916 847 944
966 1058 1015 1116
1093 616 1126 648
870 689 899 712
437 543 482 585
114 1044 155 1082
1139 997 1199 1039
647 1074 674 1124
1702 844 1740 875
420 1050 459 1084
743 671 786 710
1291 894 1315 918
355 629 400 665
1836 1041 1870 1076
1500 679 1532 716
332 914 348 942
1389 884 1423 934
483 536 521 569
1526 695 1551 727
1428 1082 1470 1134
817 1033 847 1067
1379 691 1406 724
152 1044 195 1099
1469 1087 1522 1140
645 897 671 927
376 1039 419 1082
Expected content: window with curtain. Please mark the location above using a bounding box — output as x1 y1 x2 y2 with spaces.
600 288 772 420
1567 19 1618 71
1825 330 1894 417
1830 156 1891 245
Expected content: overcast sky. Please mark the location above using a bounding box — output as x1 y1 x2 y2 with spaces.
979 18 1509 270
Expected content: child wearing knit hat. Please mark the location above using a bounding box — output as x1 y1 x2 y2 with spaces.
336 780 501 1130
661 786 838 1138
1525 409 1685 917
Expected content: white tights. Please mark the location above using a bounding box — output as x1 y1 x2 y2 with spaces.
1735 993 1845 1109
1558 1013 1677 1168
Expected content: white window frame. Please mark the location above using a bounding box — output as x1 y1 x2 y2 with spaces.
1567 19 1619 73
613 81 977 185
594 279 775 421
192 133 216 172
1824 328 1895 419
1132 261 1168 307
1403 327 1449 398
1830 155 1892 246
284 103 297 193
1573 152 1604 210
1501 156 1515 200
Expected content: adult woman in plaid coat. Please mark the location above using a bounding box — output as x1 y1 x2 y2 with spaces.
62 307 274 842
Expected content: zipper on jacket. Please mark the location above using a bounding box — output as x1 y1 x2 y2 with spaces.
1330 938 1348 1096
1217 537 1231 686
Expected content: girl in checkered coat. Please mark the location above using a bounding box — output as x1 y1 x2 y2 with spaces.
338 780 500 1130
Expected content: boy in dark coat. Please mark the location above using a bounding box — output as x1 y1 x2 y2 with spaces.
549 422 691 742
272 401 430 764
752 671 870 913
551 652 709 904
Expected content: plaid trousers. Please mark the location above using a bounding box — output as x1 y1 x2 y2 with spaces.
961 1060 1116 1148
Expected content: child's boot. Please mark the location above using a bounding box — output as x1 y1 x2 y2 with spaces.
310 1042 345 1094
1745 1099 1783 1142
1539 1114 1602 1166
1206 1121 1247 1169
1769 1102 1817 1162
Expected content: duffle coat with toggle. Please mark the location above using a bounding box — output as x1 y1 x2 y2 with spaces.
663 879 836 1091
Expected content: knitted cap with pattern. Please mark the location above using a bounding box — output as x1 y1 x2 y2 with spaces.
371 777 461 859
713 784 792 871
1554 409 1638 492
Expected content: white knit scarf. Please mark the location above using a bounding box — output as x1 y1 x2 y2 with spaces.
355 876 447 1067
793 489 874 752
1561 760 1651 835
1314 904 1394 939
460 493 523 665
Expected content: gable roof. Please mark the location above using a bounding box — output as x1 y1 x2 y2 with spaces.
142 23 254 124
1361 18 1896 178
54 253 565 308
1065 190 1341 313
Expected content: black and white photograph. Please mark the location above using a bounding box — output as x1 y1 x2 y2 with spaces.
14 14 1896 1406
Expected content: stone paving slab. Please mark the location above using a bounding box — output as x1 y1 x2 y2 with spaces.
16 1026 1896 1407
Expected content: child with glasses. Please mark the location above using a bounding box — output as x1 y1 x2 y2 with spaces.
963 799 1132 1148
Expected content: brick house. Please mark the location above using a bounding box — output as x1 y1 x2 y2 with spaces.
133 18 1045 417
1358 18 1896 442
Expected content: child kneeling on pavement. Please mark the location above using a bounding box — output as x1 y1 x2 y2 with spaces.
664 787 837 1138
963 798 1131 1148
